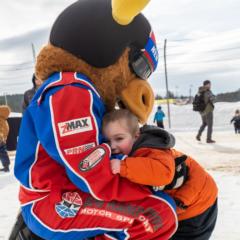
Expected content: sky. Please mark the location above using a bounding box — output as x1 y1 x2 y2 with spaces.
0 0 240 96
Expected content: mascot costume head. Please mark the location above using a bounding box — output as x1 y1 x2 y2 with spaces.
36 0 158 123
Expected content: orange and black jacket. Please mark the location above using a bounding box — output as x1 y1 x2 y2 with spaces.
120 125 218 221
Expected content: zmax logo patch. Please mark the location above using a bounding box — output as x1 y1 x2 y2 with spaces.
58 117 93 137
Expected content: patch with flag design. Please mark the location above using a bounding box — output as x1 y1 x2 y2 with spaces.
55 192 82 218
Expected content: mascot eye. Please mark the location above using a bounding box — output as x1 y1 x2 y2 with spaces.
129 31 159 80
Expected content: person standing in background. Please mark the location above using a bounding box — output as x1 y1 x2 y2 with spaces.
22 74 42 112
230 109 240 134
196 80 216 143
0 133 10 172
153 105 165 128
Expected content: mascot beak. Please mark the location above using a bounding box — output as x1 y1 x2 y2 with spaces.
120 79 154 124
112 0 150 25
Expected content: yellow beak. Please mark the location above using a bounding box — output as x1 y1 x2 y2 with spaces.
112 0 150 25
120 79 154 124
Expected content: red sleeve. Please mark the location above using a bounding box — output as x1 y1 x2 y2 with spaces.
47 85 151 201
120 148 175 186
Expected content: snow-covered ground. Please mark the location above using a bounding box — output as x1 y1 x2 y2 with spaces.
0 102 240 239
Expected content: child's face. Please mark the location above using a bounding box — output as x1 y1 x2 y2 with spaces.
103 119 138 155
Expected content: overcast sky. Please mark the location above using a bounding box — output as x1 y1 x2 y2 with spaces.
0 0 240 96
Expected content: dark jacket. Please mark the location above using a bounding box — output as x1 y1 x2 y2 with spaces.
231 115 240 127
22 88 37 112
22 75 38 112
199 87 215 116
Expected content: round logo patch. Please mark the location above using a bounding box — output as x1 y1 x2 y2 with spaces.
79 147 105 171
55 192 82 218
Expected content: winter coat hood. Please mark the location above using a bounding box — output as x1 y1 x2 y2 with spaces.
130 125 175 155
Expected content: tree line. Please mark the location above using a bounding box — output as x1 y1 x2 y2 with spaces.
215 89 240 102
0 94 23 113
156 89 240 102
0 89 240 113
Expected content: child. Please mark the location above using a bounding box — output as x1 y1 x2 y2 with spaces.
230 109 240 134
0 133 10 172
102 109 218 240
153 105 165 128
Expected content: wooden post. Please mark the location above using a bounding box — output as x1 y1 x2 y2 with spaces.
31 43 36 63
164 39 171 128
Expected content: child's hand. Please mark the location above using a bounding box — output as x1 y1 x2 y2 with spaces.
111 159 121 174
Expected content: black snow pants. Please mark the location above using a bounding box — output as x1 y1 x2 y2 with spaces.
0 142 10 169
171 199 218 240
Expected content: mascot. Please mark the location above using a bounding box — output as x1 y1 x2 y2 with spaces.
0 105 11 172
13 0 177 239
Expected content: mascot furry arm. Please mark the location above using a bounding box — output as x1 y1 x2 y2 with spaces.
0 105 10 142
15 0 157 202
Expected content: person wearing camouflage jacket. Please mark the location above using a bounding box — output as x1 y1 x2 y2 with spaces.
196 80 216 143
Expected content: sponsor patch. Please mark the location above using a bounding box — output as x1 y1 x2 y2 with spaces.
58 117 93 137
80 207 134 224
55 192 82 218
79 147 105 171
64 143 95 155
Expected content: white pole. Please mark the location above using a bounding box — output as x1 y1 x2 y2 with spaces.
4 92 8 105
164 39 171 128
31 43 36 63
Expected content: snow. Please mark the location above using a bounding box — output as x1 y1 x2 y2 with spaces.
9 112 22 118
1 102 240 239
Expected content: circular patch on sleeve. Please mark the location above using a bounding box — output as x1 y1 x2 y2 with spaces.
55 192 82 218
79 147 106 171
